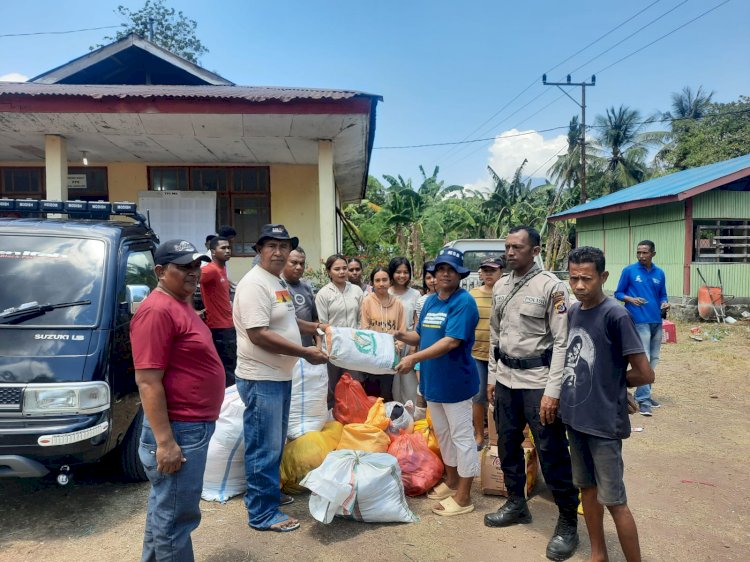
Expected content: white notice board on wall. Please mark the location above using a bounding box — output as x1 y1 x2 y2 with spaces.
138 191 216 250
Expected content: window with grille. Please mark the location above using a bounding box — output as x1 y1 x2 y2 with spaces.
694 221 750 263
0 167 108 203
148 166 270 256
1 167 44 198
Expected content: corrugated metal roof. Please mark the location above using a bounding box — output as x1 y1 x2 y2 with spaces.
0 82 381 103
550 153 750 220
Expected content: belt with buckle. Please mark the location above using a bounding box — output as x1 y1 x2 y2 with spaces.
494 347 552 370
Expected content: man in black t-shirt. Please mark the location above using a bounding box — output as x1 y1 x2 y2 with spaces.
564 247 654 562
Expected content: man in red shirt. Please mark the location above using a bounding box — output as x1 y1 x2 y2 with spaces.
201 236 236 386
131 239 225 562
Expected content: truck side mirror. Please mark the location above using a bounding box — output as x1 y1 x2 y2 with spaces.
125 285 151 315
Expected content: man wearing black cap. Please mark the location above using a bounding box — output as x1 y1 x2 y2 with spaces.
131 239 226 561
233 224 327 533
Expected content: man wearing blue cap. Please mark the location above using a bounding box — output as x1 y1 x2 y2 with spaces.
395 248 480 517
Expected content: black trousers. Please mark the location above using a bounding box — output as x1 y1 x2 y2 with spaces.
494 383 579 510
210 327 237 387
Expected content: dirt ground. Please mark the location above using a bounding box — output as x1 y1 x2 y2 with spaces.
1 319 748 562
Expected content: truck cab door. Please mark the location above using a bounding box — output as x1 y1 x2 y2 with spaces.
111 243 157 399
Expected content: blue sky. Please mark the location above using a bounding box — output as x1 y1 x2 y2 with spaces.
1 0 748 190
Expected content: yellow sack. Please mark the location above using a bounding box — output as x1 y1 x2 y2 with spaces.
413 419 441 459
281 421 343 494
336 423 391 453
364 397 390 431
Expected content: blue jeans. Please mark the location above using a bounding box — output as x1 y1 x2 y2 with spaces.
139 420 215 562
634 322 662 404
472 359 489 405
235 378 291 529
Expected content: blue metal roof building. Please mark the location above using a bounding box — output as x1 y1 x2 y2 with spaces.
547 154 750 301
549 153 750 221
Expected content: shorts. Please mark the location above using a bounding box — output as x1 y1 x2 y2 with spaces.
472 359 489 405
566 426 627 506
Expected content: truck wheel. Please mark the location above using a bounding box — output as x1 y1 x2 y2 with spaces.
120 407 148 482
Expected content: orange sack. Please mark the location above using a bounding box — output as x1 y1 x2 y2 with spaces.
387 432 444 497
333 373 377 425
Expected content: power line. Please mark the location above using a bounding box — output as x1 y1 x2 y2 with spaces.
374 125 572 150
388 2 733 158
444 92 569 169
436 0 667 164
0 25 121 38
373 108 750 150
441 89 555 167
563 0 688 78
441 2 688 169
594 0 731 75
545 0 664 78
523 146 568 183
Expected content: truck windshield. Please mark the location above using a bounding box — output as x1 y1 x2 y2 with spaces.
0 236 106 327
463 250 505 272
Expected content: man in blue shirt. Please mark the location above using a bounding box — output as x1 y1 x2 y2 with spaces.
614 240 669 416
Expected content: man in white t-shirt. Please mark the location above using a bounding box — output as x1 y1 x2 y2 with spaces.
233 224 327 533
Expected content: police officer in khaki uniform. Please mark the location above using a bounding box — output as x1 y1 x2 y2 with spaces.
484 225 580 562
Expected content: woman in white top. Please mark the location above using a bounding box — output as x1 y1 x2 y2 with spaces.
315 254 364 408
388 256 421 405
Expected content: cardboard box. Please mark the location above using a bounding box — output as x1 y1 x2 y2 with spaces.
662 320 677 344
480 442 538 498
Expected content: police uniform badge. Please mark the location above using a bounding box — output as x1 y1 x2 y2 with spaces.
551 290 567 314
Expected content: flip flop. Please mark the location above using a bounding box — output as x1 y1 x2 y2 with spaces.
251 513 300 533
432 496 475 517
280 493 294 506
427 482 456 500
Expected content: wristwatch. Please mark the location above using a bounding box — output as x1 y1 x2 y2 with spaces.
316 323 325 337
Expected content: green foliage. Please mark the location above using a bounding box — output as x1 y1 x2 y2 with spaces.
344 91 748 275
661 96 750 170
590 105 666 195
95 0 208 63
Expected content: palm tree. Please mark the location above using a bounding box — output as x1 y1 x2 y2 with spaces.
668 86 714 120
593 105 665 193
656 86 715 170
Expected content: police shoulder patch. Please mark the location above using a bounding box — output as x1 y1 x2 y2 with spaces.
551 290 567 314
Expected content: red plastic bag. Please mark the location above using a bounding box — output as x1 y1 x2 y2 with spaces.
387 432 444 497
333 373 376 425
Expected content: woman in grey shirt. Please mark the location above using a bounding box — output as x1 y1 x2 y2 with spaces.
315 254 364 407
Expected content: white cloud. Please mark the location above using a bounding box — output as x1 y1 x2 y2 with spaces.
0 72 28 82
465 129 567 192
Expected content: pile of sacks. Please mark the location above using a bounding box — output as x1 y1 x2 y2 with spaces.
202 360 446 525
202 358 331 503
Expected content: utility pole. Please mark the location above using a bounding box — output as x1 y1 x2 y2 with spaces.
542 74 595 204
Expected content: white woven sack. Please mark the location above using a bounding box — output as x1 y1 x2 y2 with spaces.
201 386 246 502
288 359 329 440
302 449 418 524
385 400 415 436
324 327 399 375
